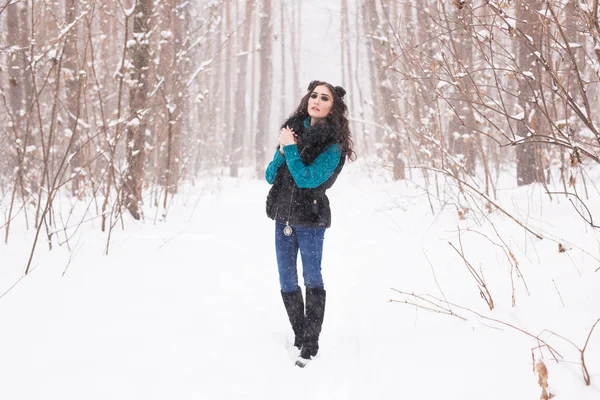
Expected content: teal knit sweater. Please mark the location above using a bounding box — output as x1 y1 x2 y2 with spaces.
265 143 342 188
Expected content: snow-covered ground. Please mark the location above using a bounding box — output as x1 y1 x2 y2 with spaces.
1 160 599 400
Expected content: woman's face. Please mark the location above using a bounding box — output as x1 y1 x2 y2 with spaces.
307 85 334 123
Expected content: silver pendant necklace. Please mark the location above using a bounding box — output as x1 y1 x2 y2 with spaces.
282 142 305 237
283 184 295 236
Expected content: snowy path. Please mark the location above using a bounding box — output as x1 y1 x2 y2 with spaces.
1 166 598 399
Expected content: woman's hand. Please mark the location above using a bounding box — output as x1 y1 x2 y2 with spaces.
279 126 296 147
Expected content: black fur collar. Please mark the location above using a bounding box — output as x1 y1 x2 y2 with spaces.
282 115 337 164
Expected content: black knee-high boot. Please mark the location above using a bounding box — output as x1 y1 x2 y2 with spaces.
300 287 326 360
281 288 305 350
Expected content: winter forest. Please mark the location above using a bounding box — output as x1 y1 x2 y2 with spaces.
1 0 600 399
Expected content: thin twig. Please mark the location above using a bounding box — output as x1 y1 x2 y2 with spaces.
423 250 451 312
449 227 494 310
551 279 565 307
390 289 562 361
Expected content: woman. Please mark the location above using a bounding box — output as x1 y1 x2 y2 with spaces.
265 80 355 366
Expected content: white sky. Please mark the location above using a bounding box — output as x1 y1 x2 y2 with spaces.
299 1 343 86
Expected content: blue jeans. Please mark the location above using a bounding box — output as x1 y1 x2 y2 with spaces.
275 222 326 293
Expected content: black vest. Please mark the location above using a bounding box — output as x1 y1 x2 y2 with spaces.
266 116 345 228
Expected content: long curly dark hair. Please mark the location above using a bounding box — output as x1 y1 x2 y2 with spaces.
286 80 356 161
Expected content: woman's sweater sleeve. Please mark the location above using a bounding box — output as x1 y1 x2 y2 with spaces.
283 144 342 189
265 149 285 184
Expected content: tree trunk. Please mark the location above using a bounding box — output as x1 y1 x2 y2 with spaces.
247 7 258 165
232 1 254 177
561 1 586 140
210 10 224 166
364 0 405 179
280 0 286 120
361 1 382 146
255 0 273 178
168 0 186 193
445 1 477 176
515 0 544 186
5 1 27 243
340 0 346 88
224 0 233 176
124 0 152 219
157 0 185 202
64 0 85 197
6 2 24 127
341 0 356 140
291 2 301 98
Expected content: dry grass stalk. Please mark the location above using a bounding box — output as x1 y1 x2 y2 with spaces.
449 227 494 310
581 318 600 386
535 361 554 399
